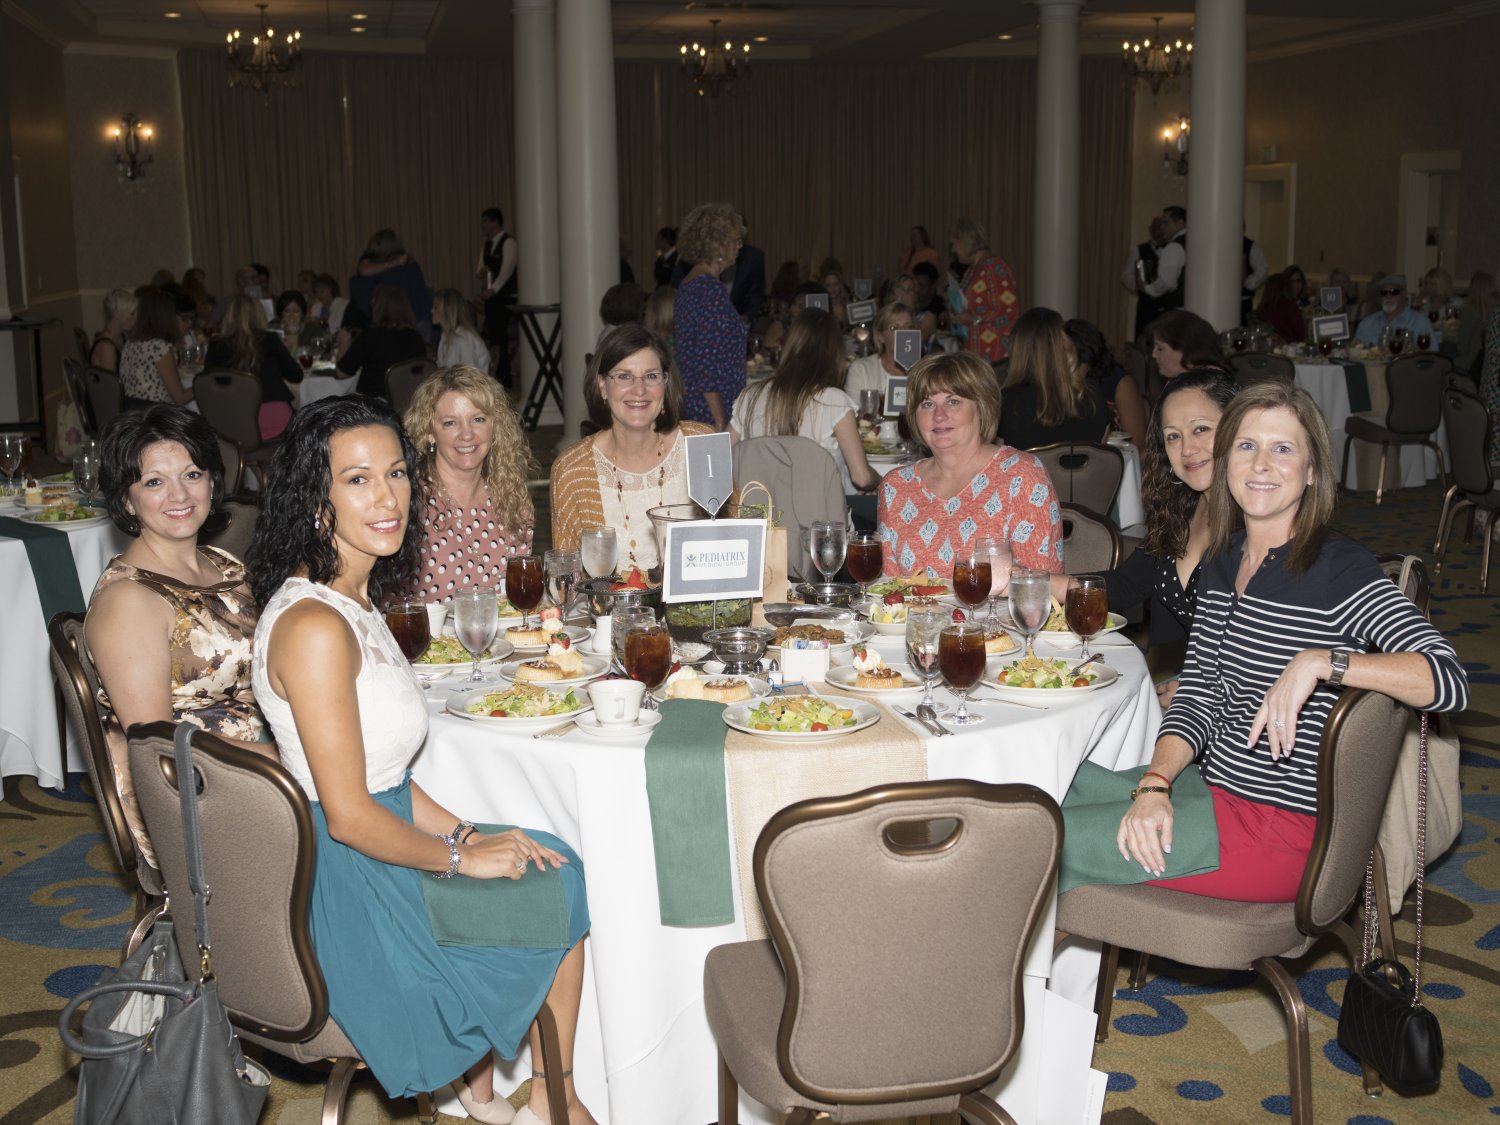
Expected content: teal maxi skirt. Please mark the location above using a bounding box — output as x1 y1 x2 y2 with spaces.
306 776 589 1099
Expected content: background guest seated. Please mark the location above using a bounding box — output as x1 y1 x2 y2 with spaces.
1066 317 1149 449
337 284 429 399
90 288 137 372
1147 309 1229 379
432 289 493 376
206 293 303 439
999 306 1111 450
119 288 190 407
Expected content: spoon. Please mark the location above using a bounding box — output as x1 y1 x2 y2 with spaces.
916 701 954 736
1067 652 1102 679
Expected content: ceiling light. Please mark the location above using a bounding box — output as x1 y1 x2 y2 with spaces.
351 26 366 33
352 12 367 18
997 34 1013 41
1123 17 1192 96
164 11 182 18
226 4 303 95
679 18 751 99
753 36 768 43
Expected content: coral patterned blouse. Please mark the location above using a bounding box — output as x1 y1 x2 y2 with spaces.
877 446 1063 578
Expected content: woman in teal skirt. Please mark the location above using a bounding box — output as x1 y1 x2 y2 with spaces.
248 395 595 1125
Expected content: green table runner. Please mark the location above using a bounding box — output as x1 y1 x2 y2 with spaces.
1333 360 1373 414
643 699 734 926
1059 762 1219 894
0 516 86 622
420 822 572 948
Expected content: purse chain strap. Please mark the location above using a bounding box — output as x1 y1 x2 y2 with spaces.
1360 709 1427 1000
172 722 216 982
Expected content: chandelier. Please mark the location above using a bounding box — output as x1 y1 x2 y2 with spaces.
226 4 303 94
1122 17 1191 96
679 19 751 98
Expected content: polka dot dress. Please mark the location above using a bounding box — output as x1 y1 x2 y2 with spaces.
416 495 533 601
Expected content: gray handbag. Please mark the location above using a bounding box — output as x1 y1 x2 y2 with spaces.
59 723 270 1124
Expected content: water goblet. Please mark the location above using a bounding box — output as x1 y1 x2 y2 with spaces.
938 621 987 726
73 451 101 501
0 433 27 495
452 587 499 682
544 548 582 619
905 604 947 715
1008 568 1051 660
808 519 848 584
981 537 1012 629
580 526 618 580
1064 574 1108 660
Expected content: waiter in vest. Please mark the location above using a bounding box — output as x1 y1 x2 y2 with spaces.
1136 206 1187 340
1122 215 1170 338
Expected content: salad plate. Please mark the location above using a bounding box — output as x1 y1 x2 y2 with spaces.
20 510 110 529
410 635 514 674
446 684 590 729
981 657 1119 705
722 696 880 741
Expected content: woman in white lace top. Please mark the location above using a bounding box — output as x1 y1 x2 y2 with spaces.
248 396 595 1125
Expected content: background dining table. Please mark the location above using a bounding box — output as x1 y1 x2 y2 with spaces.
412 630 1160 1125
1293 357 1447 491
0 513 128 788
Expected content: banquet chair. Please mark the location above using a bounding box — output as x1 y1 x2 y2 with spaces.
1433 385 1500 591
1057 688 1410 1125
733 435 847 584
73 326 92 363
126 722 574 1125
386 358 438 414
706 780 1061 1125
1029 442 1124 515
1340 356 1448 504
1447 372 1478 397
1228 352 1294 386
47 613 165 959
81 365 124 434
194 369 278 490
201 498 259 561
1059 504 1122 574
62 357 97 437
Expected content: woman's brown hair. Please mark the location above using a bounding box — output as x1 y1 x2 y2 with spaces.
1003 306 1088 427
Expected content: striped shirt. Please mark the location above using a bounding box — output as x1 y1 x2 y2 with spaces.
1160 533 1467 816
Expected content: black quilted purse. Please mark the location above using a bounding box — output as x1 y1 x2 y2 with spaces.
1336 712 1444 1093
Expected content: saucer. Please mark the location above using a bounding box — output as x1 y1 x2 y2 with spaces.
572 710 663 738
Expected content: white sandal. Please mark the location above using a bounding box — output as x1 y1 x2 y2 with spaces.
453 1076 517 1124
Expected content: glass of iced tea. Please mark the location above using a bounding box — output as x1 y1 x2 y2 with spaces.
1416 332 1431 352
385 598 431 662
952 541 993 617
846 532 882 610
623 620 672 709
938 621 986 726
505 555 545 629
1065 574 1108 660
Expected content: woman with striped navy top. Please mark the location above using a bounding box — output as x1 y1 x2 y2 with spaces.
1119 381 1467 902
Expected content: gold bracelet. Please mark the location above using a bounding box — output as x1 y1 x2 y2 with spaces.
1130 784 1172 801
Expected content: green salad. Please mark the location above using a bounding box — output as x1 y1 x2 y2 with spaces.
744 696 857 733
997 656 1098 690
465 685 579 718
31 505 92 523
415 636 487 665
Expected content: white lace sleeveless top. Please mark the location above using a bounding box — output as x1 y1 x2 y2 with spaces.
252 578 428 803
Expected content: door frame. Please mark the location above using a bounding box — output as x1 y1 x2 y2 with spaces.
1398 151 1462 284
1244 162 1297 269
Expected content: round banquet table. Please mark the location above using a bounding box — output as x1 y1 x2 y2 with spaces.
0 516 130 787
411 630 1159 1125
1293 359 1447 491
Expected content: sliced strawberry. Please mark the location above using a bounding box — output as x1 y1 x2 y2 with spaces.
883 591 906 605
668 661 683 676
554 634 571 650
951 608 966 623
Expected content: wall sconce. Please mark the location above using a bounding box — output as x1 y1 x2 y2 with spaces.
1162 114 1189 176
110 113 154 181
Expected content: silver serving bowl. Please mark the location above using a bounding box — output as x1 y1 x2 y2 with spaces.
793 581 859 608
579 576 663 619
703 627 776 675
760 603 857 628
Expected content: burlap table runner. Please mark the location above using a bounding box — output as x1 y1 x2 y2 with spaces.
724 687 926 938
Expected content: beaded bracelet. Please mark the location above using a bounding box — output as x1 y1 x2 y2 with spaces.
431 832 462 879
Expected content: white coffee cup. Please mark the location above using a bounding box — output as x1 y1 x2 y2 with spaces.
587 679 646 726
425 601 448 635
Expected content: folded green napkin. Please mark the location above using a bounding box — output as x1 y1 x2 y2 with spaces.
0 516 86 623
1059 762 1219 894
420 823 571 948
1334 360 1373 414
644 699 734 926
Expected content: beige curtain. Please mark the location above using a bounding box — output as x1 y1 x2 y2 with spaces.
178 51 1130 336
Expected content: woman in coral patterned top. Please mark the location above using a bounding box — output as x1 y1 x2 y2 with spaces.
402 365 536 602
878 352 1063 579
947 217 1020 363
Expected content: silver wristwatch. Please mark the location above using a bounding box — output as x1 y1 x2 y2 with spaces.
1327 648 1352 688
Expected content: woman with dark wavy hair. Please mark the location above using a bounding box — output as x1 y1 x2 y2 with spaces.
248 396 595 1125
1147 309 1228 378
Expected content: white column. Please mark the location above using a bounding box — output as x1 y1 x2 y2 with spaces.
1032 0 1084 317
514 0 560 424
1186 0 1246 330
556 0 618 441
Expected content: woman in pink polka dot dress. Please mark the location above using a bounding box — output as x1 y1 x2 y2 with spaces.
402 365 536 602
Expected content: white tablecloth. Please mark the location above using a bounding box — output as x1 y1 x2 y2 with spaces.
297 366 359 406
1293 361 1446 491
411 634 1159 1125
0 518 129 787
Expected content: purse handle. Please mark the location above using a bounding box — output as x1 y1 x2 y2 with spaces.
1360 709 1427 997
172 721 217 983
58 978 199 1058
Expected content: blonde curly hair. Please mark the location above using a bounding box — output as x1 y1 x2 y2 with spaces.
403 365 537 533
678 202 743 265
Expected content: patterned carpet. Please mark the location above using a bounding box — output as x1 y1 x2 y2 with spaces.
1 478 1496 1124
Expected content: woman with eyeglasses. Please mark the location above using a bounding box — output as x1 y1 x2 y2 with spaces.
549 324 716 574
403 366 536 601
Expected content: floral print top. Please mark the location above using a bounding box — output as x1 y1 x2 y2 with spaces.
962 254 1021 362
877 446 1063 578
674 274 747 425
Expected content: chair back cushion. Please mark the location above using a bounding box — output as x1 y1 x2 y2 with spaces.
127 722 328 1043
63 357 96 435
756 781 1061 1105
201 499 259 562
1384 355 1448 435
83 366 124 432
1060 503 1122 574
195 371 265 452
385 359 437 415
1229 353 1294 386
47 613 163 896
1298 690 1410 933
1376 554 1429 617
733 435 848 583
1440 386 1494 497
1028 442 1124 514
74 326 92 363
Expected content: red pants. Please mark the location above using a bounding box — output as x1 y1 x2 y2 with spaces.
1149 785 1316 903
259 401 293 441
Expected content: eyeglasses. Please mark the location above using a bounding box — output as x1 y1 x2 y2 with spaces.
606 371 665 386
1379 288 1403 297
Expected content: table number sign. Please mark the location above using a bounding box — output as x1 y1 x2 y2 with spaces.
853 278 873 300
1312 313 1351 342
883 375 909 416
661 519 767 604
805 292 830 312
892 328 921 371
1319 286 1345 313
847 299 877 326
684 432 733 516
